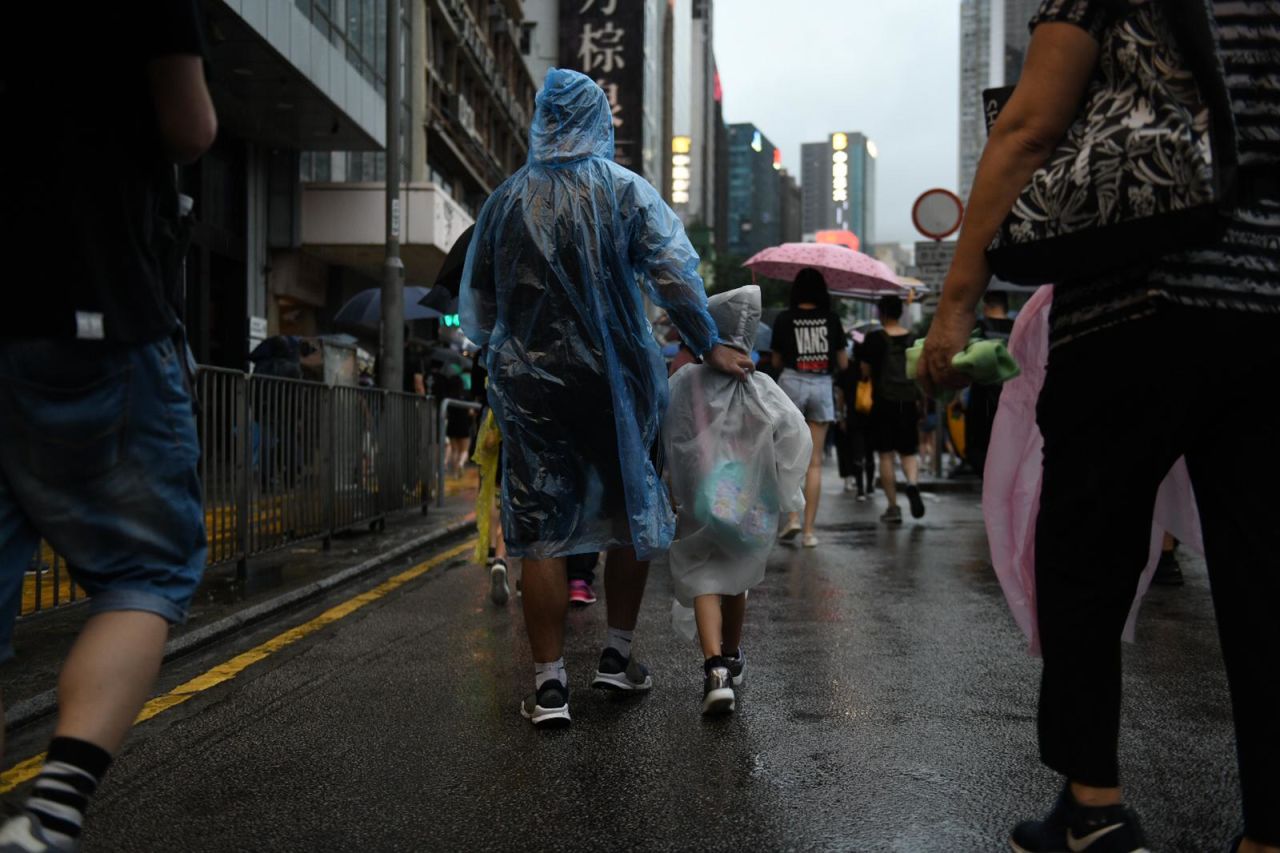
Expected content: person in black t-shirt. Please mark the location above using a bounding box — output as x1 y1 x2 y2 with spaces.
860 295 926 524
0 2 216 846
770 268 849 547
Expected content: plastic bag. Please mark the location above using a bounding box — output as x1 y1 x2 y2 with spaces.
459 68 718 561
664 286 812 607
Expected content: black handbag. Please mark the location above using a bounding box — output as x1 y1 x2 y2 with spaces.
983 0 1238 285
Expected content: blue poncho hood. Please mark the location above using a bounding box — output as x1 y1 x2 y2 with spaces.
529 68 615 164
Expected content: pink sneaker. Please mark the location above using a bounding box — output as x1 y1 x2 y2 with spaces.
568 579 597 606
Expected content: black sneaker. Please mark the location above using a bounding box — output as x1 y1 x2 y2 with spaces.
702 664 735 715
1151 550 1184 587
881 505 903 525
723 648 746 686
1010 785 1149 852
591 647 653 692
520 680 571 728
905 484 926 519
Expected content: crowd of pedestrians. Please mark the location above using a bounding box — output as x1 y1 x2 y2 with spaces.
1 0 1277 850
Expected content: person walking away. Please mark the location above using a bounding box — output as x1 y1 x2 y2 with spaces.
0 3 216 849
771 268 848 546
833 355 859 492
861 295 926 524
919 2 1280 850
437 364 471 479
665 286 811 715
460 68 752 728
964 290 1016 476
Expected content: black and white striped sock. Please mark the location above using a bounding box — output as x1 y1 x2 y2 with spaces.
24 738 111 846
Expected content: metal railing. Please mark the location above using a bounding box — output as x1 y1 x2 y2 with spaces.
20 369 441 618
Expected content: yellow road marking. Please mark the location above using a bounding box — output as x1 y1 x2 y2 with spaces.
0 538 476 794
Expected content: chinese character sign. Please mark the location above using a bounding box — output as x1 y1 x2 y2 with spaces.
560 0 644 169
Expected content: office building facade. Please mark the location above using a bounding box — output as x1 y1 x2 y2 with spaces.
799 132 876 247
726 123 781 259
959 0 1039 200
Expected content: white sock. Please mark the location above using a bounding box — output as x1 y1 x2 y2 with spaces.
534 657 566 690
607 627 633 659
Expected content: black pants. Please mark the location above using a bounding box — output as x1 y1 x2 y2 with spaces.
834 421 875 488
1035 307 1279 843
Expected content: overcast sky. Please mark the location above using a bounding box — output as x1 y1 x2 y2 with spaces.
713 0 960 246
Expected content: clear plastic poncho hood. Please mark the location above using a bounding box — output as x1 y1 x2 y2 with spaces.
664 286 812 605
460 68 719 560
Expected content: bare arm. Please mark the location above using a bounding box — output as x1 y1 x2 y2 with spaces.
148 55 217 164
920 22 1099 390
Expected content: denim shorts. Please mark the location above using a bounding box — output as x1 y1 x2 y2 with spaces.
778 369 836 423
0 337 207 663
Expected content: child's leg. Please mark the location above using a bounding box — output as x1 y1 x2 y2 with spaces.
693 595 724 661
720 593 747 655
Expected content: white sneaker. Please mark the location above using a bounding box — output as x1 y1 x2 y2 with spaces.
843 477 856 492
779 521 803 543
802 533 819 548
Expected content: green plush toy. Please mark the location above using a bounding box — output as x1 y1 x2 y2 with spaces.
905 338 1020 403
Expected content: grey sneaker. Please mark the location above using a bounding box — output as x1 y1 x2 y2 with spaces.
702 666 735 715
489 558 510 605
520 681 571 728
724 648 746 686
591 648 653 692
0 811 77 853
881 505 903 525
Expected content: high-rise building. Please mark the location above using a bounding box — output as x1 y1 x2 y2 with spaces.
778 169 803 245
726 123 782 259
669 0 719 232
518 0 560 86
1003 0 1040 85
959 0 1039 200
799 132 877 247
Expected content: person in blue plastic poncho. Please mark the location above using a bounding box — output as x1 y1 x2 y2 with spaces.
461 68 753 728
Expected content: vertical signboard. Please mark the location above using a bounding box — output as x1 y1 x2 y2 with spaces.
560 0 646 170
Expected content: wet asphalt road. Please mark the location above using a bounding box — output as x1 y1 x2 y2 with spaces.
56 480 1243 852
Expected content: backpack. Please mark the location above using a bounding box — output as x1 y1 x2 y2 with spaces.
878 332 919 403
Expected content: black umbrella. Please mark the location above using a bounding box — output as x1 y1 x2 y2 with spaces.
435 224 475 297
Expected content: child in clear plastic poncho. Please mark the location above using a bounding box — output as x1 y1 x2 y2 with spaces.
665 285 812 715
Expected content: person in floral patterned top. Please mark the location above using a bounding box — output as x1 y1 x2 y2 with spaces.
920 1 1280 852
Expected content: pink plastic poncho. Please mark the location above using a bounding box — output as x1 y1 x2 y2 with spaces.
982 285 1204 654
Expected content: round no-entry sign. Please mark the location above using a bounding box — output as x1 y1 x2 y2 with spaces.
912 188 964 241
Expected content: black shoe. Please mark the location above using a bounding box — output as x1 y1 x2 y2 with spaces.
702 660 735 715
905 484 926 519
1010 785 1148 852
591 648 653 692
1151 551 1184 587
520 680 571 728
880 505 903 525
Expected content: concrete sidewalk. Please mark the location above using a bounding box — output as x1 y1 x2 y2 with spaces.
2 481 481 731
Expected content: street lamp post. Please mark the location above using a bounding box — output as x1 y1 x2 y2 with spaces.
379 0 404 391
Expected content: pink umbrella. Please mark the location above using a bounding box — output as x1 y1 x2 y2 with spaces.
743 242 903 294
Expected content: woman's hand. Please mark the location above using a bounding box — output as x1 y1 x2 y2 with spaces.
919 296 974 396
705 344 754 381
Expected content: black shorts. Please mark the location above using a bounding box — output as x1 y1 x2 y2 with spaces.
871 399 919 455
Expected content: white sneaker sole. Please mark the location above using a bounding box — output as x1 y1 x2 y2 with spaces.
520 703 571 727
490 565 509 606
702 687 735 715
779 525 803 543
591 671 653 692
